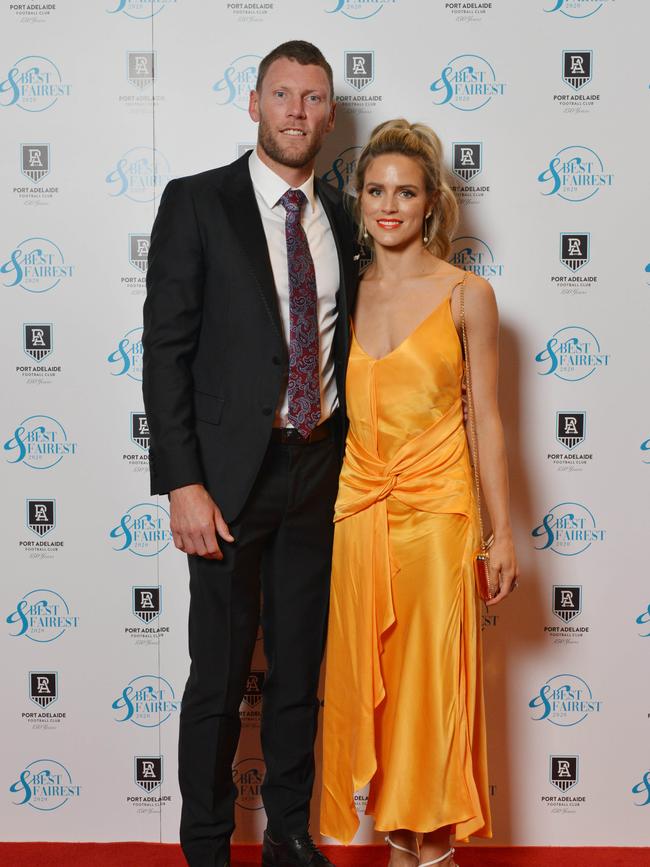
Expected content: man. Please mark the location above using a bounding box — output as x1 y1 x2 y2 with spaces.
142 41 357 867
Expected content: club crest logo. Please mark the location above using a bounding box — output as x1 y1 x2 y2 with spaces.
563 51 592 90
21 144 50 183
243 670 265 708
1 237 73 294
108 327 144 381
635 604 650 638
135 757 163 792
110 502 172 557
535 326 609 381
23 324 53 363
30 672 58 708
556 412 586 449
553 586 582 623
6 589 79 642
550 756 579 792
321 146 363 194
26 499 55 537
133 587 161 623
532 501 605 556
632 771 650 806
430 54 505 112
560 233 589 272
545 0 605 19
11 760 81 810
127 51 155 88
345 52 374 91
326 0 397 19
130 412 150 450
112 674 179 727
129 234 150 272
107 0 177 19
538 145 612 202
0 56 71 112
452 143 482 182
213 54 261 111
448 236 503 278
530 673 602 726
106 147 171 203
4 415 76 469
233 758 265 810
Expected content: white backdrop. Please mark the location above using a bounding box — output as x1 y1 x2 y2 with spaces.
1 0 650 850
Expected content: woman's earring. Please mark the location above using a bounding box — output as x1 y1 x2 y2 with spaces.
362 222 369 241
423 212 432 245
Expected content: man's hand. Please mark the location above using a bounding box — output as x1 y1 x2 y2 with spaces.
169 484 234 559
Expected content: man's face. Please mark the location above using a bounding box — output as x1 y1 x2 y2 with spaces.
249 57 336 170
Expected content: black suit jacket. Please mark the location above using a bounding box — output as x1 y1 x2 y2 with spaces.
142 152 358 522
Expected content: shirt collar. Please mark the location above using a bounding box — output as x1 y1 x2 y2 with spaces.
249 148 317 215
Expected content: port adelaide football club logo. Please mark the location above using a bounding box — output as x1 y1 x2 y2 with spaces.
127 756 172 811
450 143 489 204
542 755 586 814
124 411 149 472
553 50 600 114
338 52 382 115
119 51 163 113
544 586 589 645
24 672 67 731
9 2 58 22
225 1 275 24
124 586 169 644
547 411 592 471
240 669 265 728
443 1 493 23
121 233 149 296
20 498 63 560
550 233 597 296
14 143 59 206
17 323 62 384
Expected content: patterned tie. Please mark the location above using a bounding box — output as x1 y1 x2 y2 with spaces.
279 189 321 437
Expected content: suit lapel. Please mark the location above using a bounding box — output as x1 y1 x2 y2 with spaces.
220 156 284 341
316 178 353 327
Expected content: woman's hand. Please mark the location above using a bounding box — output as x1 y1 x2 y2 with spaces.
485 533 519 606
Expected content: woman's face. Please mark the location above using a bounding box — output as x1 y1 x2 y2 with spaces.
360 153 432 250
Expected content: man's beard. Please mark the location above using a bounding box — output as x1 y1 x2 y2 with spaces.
257 116 325 169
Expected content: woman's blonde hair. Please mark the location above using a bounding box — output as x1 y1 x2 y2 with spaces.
353 119 459 260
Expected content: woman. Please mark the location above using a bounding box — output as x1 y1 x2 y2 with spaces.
320 120 518 866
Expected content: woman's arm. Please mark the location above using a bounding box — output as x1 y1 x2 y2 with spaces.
458 274 519 605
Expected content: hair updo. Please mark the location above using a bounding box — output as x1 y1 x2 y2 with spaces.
353 118 459 260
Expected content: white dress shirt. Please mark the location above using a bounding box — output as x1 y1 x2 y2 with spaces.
248 148 340 427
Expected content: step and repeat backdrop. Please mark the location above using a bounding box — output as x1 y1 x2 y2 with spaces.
1 0 649 850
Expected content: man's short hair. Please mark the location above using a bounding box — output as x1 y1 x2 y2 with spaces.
256 40 334 99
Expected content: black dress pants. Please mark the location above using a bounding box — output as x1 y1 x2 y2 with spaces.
178 435 339 867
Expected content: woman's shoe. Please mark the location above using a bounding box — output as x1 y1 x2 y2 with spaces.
385 834 419 864
419 847 456 866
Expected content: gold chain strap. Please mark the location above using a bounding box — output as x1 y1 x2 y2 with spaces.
459 277 489 553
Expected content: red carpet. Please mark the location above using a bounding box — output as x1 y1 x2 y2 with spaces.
1 843 648 866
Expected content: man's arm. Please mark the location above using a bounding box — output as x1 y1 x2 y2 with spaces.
142 179 233 559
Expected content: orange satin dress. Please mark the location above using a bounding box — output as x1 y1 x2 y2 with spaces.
320 284 491 845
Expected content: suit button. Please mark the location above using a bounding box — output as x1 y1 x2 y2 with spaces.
262 407 273 416
272 355 281 366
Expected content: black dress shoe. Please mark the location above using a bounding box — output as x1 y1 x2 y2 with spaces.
261 830 335 866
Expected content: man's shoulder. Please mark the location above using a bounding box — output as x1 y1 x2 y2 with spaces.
166 153 250 196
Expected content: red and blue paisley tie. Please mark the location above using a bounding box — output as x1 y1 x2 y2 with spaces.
279 189 321 438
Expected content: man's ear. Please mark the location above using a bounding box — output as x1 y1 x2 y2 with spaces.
249 89 260 122
327 99 337 132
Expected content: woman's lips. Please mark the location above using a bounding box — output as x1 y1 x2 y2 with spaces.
377 219 402 229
